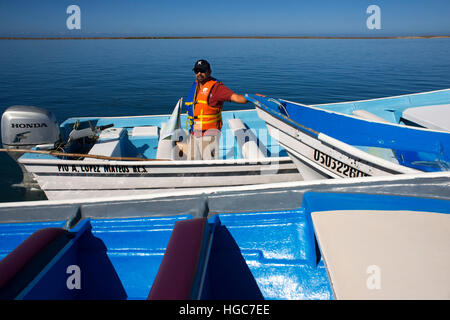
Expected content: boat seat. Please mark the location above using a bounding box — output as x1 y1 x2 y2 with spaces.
155 123 187 160
131 126 160 137
0 227 73 299
402 104 450 132
156 122 173 160
87 127 126 159
352 110 390 123
228 118 267 159
147 218 210 300
311 209 450 299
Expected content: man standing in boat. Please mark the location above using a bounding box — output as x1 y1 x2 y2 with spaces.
183 59 248 160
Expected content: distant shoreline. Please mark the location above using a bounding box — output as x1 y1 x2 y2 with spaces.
0 35 449 40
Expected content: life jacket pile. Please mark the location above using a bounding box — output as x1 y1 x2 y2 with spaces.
185 79 222 133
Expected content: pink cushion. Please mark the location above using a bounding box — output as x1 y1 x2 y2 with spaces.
148 218 207 300
0 228 66 289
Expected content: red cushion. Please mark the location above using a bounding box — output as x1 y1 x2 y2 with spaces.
0 228 66 289
148 218 207 300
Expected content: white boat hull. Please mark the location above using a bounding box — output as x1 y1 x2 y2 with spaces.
21 157 301 200
256 108 420 179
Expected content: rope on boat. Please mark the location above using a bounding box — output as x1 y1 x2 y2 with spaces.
0 148 171 162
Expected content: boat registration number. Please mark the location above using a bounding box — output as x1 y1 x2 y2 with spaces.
313 149 369 177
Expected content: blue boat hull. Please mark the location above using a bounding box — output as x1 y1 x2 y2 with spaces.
246 90 450 178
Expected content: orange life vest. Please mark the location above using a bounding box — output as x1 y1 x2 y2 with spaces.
186 79 222 132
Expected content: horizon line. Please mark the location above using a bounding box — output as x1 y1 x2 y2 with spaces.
1 35 449 40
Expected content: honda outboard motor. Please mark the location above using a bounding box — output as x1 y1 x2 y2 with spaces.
1 105 61 158
1 106 61 187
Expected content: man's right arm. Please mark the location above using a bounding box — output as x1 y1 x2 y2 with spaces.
230 93 248 104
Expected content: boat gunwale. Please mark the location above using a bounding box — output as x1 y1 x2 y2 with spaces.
60 108 258 123
1 171 448 208
308 87 450 109
247 92 450 159
278 98 450 134
18 155 293 166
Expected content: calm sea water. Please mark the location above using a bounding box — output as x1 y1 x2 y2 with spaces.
1 39 450 202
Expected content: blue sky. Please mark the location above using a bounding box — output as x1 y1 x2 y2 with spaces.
0 0 449 36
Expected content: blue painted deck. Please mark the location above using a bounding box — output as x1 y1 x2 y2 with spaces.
16 214 193 300
1 192 449 300
20 109 287 161
86 215 193 300
205 210 332 300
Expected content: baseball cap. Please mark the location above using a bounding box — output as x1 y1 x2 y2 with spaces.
193 59 211 73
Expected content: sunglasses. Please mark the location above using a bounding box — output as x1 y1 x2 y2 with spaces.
193 68 209 74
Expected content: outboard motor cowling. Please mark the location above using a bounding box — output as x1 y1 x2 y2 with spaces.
1 105 60 151
1 106 61 188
